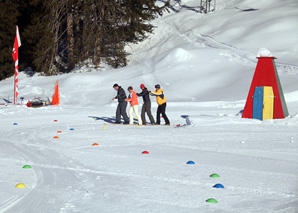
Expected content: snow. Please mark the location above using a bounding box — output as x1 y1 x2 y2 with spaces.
257 48 273 58
1 0 298 212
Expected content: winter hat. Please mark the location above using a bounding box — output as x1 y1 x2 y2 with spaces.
113 83 119 88
155 84 161 89
140 84 145 89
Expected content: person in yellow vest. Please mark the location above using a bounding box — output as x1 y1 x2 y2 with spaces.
150 84 170 125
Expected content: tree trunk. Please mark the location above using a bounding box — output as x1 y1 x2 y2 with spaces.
93 0 105 66
67 4 75 72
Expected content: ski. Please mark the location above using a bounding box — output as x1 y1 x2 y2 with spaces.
103 123 174 126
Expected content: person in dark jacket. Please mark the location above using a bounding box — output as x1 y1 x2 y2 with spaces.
137 84 155 125
112 83 129 124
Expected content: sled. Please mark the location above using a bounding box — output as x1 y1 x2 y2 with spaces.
27 97 51 108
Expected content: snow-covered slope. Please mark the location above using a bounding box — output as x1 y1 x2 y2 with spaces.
1 0 298 212
1 1 297 105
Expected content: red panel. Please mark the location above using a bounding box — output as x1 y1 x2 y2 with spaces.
242 57 285 119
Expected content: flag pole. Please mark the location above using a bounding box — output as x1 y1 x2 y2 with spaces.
12 26 21 104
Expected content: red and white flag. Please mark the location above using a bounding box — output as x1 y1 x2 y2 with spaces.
12 26 21 104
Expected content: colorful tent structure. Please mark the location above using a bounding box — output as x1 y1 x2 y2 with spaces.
242 56 288 120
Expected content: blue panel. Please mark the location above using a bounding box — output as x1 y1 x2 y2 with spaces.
252 87 264 120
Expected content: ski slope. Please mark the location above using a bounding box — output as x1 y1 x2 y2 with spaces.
1 0 298 212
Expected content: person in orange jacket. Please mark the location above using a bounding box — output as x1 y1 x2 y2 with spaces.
125 86 142 125
150 84 170 125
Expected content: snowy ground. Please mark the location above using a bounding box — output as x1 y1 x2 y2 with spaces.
1 0 298 212
1 103 298 213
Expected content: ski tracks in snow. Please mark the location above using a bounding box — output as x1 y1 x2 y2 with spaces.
180 30 257 67
179 29 298 75
0 122 91 212
155 15 298 76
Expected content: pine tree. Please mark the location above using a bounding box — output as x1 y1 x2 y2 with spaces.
0 0 20 80
92 0 169 68
102 0 169 67
121 0 169 43
0 0 170 79
22 0 64 75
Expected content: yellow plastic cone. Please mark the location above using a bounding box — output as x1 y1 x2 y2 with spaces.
15 183 26 188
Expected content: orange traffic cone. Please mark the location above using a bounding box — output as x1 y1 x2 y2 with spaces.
51 80 60 105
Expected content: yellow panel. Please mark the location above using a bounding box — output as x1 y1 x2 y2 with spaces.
263 86 274 120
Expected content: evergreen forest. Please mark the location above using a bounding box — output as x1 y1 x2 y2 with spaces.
0 0 169 80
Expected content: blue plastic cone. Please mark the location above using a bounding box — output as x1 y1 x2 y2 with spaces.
213 183 224 188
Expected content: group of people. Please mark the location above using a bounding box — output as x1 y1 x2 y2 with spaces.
112 83 170 125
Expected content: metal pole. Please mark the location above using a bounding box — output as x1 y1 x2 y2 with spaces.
200 0 202 13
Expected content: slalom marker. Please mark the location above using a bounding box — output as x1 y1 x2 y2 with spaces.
15 183 26 188
213 183 224 188
206 198 218 203
210 173 220 178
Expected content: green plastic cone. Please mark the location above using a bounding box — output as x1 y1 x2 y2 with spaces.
206 198 218 203
210 173 220 177
23 165 32 169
